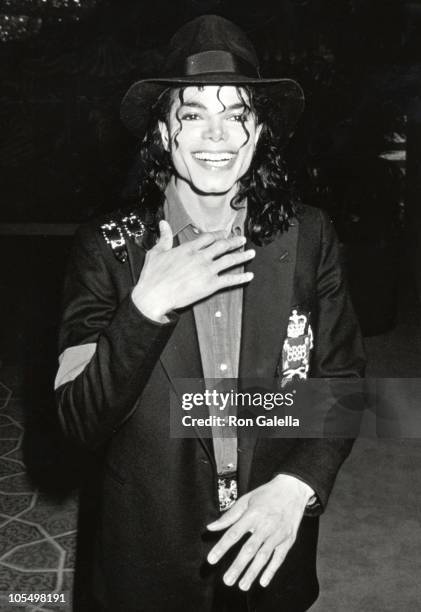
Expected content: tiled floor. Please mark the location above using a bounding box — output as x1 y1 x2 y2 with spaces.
0 381 77 612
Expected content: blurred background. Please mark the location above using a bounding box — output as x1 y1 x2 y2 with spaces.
0 1 420 611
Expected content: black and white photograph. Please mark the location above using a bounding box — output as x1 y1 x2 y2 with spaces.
0 1 420 611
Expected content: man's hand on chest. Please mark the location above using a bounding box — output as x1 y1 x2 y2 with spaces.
132 220 255 322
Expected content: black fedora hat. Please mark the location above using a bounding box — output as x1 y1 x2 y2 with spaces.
120 15 305 139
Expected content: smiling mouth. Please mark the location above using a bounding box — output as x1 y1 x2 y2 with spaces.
192 151 237 167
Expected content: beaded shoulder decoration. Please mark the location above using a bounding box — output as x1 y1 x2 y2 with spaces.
100 211 146 263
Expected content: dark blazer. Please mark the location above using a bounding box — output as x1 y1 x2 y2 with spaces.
55 203 366 612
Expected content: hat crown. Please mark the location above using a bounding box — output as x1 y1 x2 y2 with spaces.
164 15 259 76
120 15 305 141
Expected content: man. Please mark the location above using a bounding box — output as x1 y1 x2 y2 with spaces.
55 15 365 612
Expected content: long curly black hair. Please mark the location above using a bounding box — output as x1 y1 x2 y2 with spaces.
137 84 300 245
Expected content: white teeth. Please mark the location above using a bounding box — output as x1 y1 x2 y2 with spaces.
193 152 235 161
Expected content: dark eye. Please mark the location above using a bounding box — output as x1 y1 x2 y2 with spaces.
228 111 250 122
181 113 201 121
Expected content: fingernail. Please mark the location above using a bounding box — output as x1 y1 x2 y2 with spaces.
247 249 255 257
239 581 249 591
224 574 235 586
207 554 217 564
206 521 217 527
260 578 268 587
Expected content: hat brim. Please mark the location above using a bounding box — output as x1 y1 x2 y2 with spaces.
120 76 305 141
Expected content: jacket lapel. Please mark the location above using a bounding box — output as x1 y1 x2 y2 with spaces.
237 223 298 494
159 308 215 465
125 233 148 284
130 231 215 464
239 223 298 380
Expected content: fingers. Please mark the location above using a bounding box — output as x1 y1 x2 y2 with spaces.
259 545 287 588
206 503 296 590
226 527 295 590
155 220 173 252
191 230 228 250
205 481 304 592
212 249 255 274
207 513 255 566
207 497 248 533
205 234 247 259
223 534 267 587
216 272 254 290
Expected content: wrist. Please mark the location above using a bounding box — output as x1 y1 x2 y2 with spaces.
272 474 315 506
131 289 168 323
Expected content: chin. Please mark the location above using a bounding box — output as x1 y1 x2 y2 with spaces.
190 175 236 195
195 184 233 195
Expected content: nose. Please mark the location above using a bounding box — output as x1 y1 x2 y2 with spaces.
202 116 226 141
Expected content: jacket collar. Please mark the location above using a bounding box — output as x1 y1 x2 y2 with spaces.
163 177 247 238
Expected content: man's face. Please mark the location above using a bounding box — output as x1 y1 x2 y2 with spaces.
158 85 262 195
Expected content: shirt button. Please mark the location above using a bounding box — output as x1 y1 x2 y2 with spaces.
215 311 222 318
220 363 228 372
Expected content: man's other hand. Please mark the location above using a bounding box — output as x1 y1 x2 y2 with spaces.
206 474 314 591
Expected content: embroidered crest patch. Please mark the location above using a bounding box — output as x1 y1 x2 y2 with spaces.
100 211 146 263
217 474 238 512
280 309 313 387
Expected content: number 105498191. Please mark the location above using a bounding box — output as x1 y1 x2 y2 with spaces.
8 593 66 604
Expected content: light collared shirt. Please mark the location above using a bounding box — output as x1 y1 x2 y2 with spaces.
164 178 246 475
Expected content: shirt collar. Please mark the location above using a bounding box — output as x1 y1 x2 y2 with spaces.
164 177 247 237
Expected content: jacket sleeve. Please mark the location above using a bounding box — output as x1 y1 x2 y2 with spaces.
274 209 366 514
55 222 177 449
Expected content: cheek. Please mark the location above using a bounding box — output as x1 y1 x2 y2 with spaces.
170 143 191 171
169 130 196 169
234 125 258 158
237 141 257 173
169 122 198 146
171 153 192 180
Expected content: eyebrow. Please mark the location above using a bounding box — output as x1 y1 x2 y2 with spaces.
180 101 247 112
